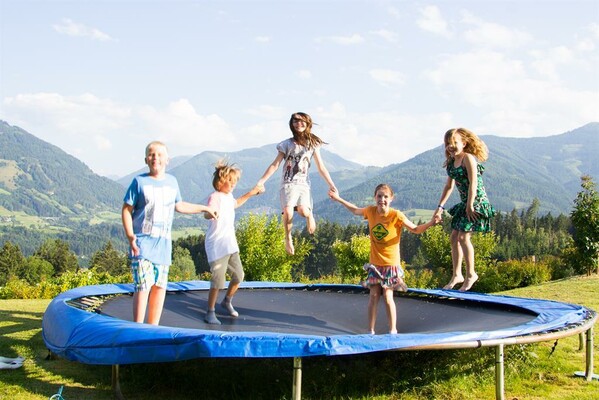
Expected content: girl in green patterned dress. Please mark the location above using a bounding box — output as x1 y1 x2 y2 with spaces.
434 128 495 292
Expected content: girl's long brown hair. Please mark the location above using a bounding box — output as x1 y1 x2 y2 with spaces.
443 127 488 167
289 112 327 149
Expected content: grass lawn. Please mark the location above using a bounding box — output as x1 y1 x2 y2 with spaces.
1 276 597 399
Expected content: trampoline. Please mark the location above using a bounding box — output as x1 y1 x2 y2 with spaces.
42 281 597 400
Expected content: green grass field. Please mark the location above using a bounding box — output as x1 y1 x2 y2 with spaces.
1 276 597 399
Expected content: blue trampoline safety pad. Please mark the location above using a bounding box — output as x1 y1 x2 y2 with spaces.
41 281 594 365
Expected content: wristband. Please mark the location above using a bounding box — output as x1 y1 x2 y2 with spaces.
438 205 445 210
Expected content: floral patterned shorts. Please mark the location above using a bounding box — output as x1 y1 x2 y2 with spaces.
361 263 406 291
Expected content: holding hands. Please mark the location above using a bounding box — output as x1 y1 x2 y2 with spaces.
203 206 219 220
251 184 265 196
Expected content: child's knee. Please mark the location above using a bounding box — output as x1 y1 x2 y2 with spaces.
296 205 310 217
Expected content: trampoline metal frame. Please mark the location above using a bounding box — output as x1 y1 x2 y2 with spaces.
108 307 597 400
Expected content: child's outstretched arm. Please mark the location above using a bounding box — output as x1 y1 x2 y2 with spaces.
403 214 440 235
235 184 264 208
176 202 218 219
328 189 364 216
313 147 337 194
256 151 285 191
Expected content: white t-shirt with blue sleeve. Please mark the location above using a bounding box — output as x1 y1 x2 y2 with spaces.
123 173 182 266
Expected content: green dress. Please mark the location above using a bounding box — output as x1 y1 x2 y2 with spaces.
446 158 495 232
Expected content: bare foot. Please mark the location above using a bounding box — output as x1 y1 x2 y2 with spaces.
458 273 478 292
389 329 398 334
443 275 464 290
307 213 316 234
285 236 295 255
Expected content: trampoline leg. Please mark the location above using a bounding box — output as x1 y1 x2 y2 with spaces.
495 344 505 400
586 326 595 381
575 326 599 381
112 364 125 400
292 357 302 400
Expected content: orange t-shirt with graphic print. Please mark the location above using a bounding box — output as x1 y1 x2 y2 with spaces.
363 205 407 267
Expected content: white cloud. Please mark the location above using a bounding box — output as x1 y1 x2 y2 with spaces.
370 29 398 43
2 94 236 176
424 49 597 138
94 135 112 151
313 105 453 168
136 99 234 150
460 11 532 49
254 36 271 43
297 69 312 79
52 18 114 41
244 105 287 119
417 6 451 38
369 69 405 86
322 34 365 45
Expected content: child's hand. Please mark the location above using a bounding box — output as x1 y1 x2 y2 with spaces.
204 207 218 220
328 188 339 201
253 184 265 195
432 214 443 224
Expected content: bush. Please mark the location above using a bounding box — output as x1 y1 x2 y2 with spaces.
0 270 131 299
476 258 552 293
404 267 441 289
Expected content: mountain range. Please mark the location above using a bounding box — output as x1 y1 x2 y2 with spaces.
0 120 597 230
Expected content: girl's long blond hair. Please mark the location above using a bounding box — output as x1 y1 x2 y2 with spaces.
289 112 326 149
443 127 488 167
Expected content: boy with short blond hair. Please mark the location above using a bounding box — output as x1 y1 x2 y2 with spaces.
122 141 217 325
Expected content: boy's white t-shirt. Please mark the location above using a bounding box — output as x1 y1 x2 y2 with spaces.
204 191 239 263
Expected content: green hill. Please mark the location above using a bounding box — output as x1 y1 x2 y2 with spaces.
1 120 597 228
0 121 123 218
318 122 599 223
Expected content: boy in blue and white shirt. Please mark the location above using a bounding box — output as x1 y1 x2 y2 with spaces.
122 141 217 325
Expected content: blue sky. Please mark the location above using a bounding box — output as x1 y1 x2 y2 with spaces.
1 0 598 178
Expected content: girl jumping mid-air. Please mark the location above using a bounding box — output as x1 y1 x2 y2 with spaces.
257 112 337 255
434 128 495 292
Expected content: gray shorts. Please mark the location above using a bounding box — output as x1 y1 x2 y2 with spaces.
280 184 313 210
209 252 245 289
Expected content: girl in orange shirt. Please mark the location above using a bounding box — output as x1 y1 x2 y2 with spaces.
329 184 440 334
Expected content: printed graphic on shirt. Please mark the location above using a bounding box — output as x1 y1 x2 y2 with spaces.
371 223 389 240
141 185 176 238
283 154 310 183
277 139 315 186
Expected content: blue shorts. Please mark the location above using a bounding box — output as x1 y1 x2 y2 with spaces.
131 259 169 292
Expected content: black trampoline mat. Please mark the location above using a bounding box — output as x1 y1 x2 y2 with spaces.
97 288 537 336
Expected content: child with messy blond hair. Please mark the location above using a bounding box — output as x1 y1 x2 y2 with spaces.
203 160 263 325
